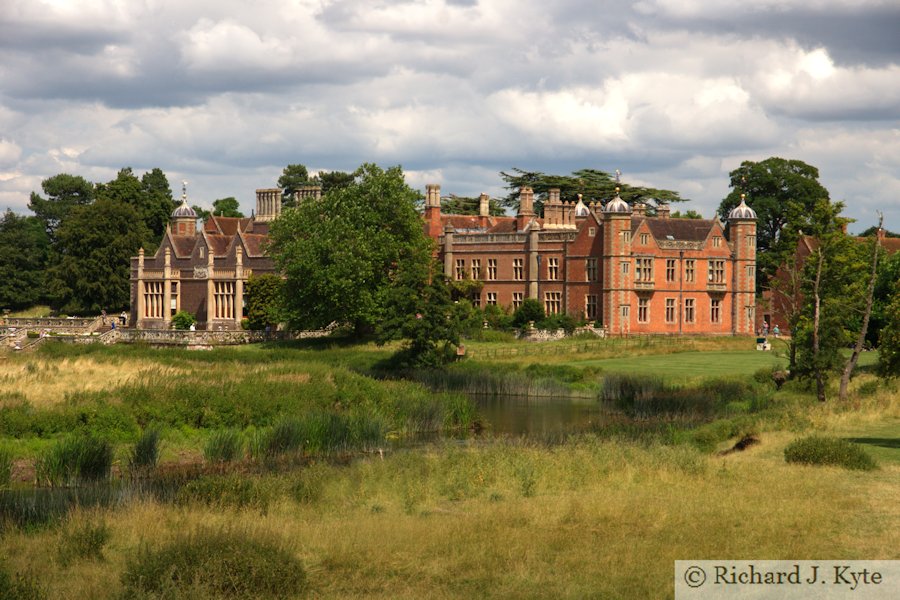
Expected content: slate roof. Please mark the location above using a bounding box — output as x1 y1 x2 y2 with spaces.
635 218 718 242
170 235 197 258
242 234 269 257
205 234 232 256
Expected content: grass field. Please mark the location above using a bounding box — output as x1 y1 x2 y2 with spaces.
567 350 786 380
0 337 897 599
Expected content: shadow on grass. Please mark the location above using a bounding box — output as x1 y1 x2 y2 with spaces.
845 437 900 450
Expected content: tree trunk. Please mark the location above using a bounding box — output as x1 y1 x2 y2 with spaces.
812 251 826 402
839 215 882 400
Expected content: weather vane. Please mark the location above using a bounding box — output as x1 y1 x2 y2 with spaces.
182 180 188 202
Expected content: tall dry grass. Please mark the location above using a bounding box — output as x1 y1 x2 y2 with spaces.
0 357 188 408
1 434 897 599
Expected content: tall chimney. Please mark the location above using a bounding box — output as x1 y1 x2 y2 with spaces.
424 184 442 239
517 187 535 231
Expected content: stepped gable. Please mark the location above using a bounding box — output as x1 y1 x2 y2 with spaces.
641 218 717 242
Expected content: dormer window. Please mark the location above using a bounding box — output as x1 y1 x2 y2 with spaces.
199 247 205 258
640 233 649 245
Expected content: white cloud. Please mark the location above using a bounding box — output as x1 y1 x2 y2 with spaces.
0 0 898 231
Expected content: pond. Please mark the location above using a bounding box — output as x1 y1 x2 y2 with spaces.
471 393 618 437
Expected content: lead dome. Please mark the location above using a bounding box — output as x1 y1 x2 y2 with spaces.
728 195 757 220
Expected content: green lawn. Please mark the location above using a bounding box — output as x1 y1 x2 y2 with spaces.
567 350 787 380
843 419 900 466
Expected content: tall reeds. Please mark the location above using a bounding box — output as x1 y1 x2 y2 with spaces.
35 435 113 487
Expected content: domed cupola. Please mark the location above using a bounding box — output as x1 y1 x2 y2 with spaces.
172 202 197 218
171 181 198 235
574 194 590 217
728 194 757 220
603 188 632 214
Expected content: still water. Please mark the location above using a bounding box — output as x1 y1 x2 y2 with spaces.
470 393 618 437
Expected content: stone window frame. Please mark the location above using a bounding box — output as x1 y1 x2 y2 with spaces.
638 297 650 323
513 258 524 281
684 298 696 323
547 257 559 281
665 298 676 323
544 291 562 315
586 258 598 282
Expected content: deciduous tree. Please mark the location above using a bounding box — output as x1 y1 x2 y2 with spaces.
47 199 150 314
378 258 461 367
717 157 831 288
244 274 283 330
211 197 244 218
0 211 50 310
269 163 430 336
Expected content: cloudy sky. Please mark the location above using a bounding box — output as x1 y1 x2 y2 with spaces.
1 0 898 231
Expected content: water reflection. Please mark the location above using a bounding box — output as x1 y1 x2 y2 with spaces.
472 393 618 436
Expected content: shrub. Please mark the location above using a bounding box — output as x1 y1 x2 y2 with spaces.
57 517 111 566
171 310 196 330
204 429 244 463
512 298 544 328
128 428 160 473
120 527 306 599
36 435 113 487
784 436 877 471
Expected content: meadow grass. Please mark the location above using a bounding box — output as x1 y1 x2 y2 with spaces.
0 429 896 599
0 338 897 598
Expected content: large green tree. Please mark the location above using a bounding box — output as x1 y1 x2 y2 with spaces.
378 258 461 367
717 158 832 287
28 173 94 243
211 197 244 218
269 163 431 335
244 273 283 330
0 211 50 310
47 199 151 314
499 168 685 216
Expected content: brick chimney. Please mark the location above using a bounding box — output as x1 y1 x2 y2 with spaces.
479 193 490 228
424 184 442 239
517 187 535 231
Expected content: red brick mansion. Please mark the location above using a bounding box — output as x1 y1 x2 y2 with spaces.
132 181 757 335
424 185 757 336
